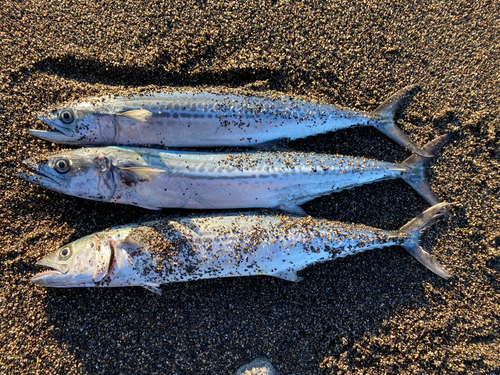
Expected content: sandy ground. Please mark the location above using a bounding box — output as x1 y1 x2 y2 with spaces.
1 0 499 374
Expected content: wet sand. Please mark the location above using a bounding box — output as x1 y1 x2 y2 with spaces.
1 1 499 373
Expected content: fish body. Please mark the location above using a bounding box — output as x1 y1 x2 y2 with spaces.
236 358 279 375
31 85 432 156
21 135 452 211
30 204 452 293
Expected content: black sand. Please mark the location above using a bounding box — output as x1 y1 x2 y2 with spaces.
1 1 499 374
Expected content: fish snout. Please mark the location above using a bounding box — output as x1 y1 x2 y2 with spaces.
30 257 71 286
21 158 46 178
20 157 59 186
29 128 77 144
30 112 79 144
30 269 64 286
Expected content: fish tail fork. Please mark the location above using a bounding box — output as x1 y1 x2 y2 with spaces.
372 84 433 156
401 133 457 205
399 202 453 279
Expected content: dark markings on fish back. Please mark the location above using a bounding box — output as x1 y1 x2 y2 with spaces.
126 223 200 278
110 94 362 125
116 214 409 285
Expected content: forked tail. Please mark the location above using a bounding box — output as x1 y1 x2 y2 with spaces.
372 84 432 157
400 133 456 205
399 203 452 279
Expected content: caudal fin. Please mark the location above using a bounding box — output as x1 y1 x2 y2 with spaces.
401 133 456 205
372 84 432 157
399 202 452 279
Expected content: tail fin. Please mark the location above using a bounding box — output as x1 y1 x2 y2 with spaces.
399 203 452 279
372 84 432 157
400 133 456 205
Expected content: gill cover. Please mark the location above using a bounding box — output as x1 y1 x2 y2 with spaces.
93 236 113 283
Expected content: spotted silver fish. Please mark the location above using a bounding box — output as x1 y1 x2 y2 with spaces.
30 203 452 293
236 358 279 375
31 85 432 156
21 135 452 212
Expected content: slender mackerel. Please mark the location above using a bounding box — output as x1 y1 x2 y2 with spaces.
31 203 452 294
21 135 452 212
31 85 431 156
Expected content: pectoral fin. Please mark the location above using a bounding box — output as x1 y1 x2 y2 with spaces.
116 109 153 122
118 166 166 185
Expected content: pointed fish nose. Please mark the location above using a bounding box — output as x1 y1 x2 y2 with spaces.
35 113 53 126
22 158 40 171
20 159 43 183
33 112 75 137
36 111 54 121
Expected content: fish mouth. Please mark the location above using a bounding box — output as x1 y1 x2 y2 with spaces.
29 129 78 144
30 114 76 144
20 159 60 186
30 263 68 286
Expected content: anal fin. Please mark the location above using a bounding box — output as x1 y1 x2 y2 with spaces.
271 269 303 282
142 284 162 294
137 205 162 211
278 204 306 215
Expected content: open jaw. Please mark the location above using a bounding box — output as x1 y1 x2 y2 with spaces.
29 129 77 144
31 240 118 288
30 266 67 286
20 161 59 186
29 115 75 143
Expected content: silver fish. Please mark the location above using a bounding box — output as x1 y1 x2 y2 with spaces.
30 203 452 294
31 85 432 156
21 135 452 212
236 357 279 375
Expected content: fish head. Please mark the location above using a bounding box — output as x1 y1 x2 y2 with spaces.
21 148 117 202
31 234 114 288
31 101 116 145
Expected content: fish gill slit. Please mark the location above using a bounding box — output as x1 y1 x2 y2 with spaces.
107 241 116 275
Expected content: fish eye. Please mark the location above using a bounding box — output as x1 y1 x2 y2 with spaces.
58 247 72 260
54 158 71 174
59 109 74 124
